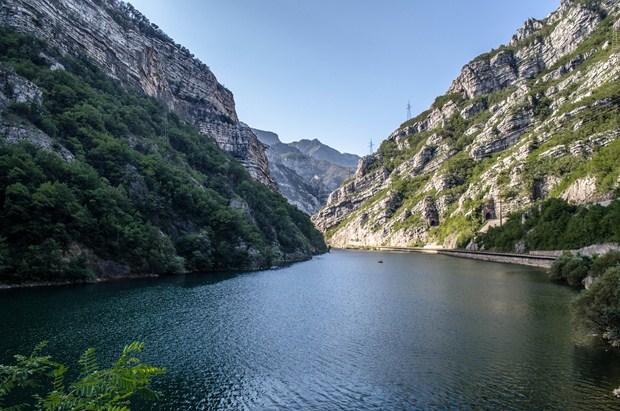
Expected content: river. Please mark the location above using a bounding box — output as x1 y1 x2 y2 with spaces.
1 249 620 410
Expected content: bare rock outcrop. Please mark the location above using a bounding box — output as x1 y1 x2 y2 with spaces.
0 63 75 161
450 2 604 98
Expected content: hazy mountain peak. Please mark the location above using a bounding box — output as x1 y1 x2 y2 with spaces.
250 126 282 146
289 139 360 168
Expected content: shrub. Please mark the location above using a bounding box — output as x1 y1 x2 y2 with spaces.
549 251 574 281
590 250 620 278
549 252 592 286
573 265 620 342
563 255 592 287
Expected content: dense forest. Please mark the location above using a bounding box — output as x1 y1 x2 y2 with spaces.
0 27 326 284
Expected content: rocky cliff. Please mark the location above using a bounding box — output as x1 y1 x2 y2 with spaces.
0 0 275 187
252 128 359 215
314 0 620 249
0 10 326 283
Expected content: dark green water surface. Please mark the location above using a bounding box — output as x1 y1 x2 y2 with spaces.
2 250 620 410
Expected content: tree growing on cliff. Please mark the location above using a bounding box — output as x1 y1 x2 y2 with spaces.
0 236 8 276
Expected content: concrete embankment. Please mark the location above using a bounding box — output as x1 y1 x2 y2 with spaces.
339 246 556 268
435 249 555 268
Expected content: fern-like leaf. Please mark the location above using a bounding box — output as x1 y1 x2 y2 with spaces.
78 347 99 376
52 365 67 392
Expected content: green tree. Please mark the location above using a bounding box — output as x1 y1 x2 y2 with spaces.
0 236 9 276
0 341 165 411
590 250 620 278
573 265 620 342
549 252 592 286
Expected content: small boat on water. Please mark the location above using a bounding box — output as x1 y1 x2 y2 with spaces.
378 259 383 263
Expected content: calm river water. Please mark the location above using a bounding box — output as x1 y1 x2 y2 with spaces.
2 249 620 410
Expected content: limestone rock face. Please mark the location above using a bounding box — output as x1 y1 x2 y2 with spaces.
561 176 602 204
510 18 544 46
0 63 42 106
449 2 603 99
0 0 275 187
313 0 620 249
450 51 519 98
263 145 326 215
312 157 391 234
0 63 75 161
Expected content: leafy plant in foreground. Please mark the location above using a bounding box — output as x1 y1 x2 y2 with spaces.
0 341 165 410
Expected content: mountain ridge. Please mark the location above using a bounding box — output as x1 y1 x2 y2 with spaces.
288 139 360 168
0 13 326 282
313 0 620 250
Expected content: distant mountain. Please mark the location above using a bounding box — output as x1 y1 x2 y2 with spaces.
289 139 360 168
313 0 620 250
251 127 281 146
252 129 360 215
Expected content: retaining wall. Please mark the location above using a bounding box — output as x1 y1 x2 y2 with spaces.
436 249 555 268
340 246 556 268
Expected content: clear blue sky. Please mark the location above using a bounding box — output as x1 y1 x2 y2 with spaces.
128 0 559 156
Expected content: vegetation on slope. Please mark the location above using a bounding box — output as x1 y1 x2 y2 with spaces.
321 3 619 249
0 27 326 283
573 261 620 344
478 198 620 252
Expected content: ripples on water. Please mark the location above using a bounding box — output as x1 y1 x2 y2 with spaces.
2 250 620 410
